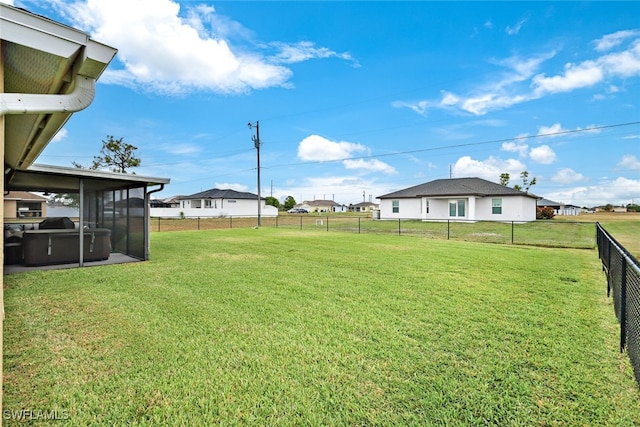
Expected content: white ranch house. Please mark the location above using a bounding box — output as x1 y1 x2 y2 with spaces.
537 198 583 216
378 177 539 222
151 188 278 218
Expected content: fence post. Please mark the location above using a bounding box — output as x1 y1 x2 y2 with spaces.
197 216 200 231
511 221 514 244
358 217 361 234
230 216 233 229
447 220 450 240
158 217 161 232
398 218 401 236
326 216 329 232
276 216 279 228
300 216 303 230
620 259 627 353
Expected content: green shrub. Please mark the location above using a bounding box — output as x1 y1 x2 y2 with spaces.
537 206 555 219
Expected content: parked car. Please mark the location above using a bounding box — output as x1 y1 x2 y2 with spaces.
288 208 309 213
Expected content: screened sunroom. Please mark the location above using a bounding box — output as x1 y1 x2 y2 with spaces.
4 164 169 271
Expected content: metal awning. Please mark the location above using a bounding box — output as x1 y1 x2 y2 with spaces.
6 164 170 193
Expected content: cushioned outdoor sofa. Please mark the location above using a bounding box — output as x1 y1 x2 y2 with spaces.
22 229 111 266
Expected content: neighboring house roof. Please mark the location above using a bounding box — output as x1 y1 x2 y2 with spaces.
4 191 47 201
180 188 264 200
350 202 379 208
305 200 341 207
379 177 539 199
537 198 561 207
163 196 183 204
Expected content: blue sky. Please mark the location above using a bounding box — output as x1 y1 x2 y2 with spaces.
6 0 640 207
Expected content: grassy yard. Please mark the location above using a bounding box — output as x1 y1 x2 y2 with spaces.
569 212 640 258
3 228 640 425
154 215 599 250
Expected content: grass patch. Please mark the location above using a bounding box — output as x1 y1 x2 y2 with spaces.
155 216 599 250
4 228 639 425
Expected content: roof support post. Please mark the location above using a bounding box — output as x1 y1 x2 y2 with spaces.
79 177 84 267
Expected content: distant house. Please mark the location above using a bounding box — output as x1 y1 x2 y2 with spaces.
537 198 582 216
151 188 277 218
162 196 182 208
303 199 345 213
348 202 379 213
595 206 628 213
378 177 539 222
3 191 47 219
150 199 172 208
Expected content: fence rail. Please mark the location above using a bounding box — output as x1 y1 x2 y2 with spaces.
596 222 640 386
151 215 596 249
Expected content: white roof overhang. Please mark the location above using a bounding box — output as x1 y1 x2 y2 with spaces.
1 3 117 170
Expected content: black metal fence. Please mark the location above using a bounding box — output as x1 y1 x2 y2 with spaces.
596 222 640 386
152 216 596 250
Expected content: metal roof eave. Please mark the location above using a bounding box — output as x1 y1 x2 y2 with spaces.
6 164 170 193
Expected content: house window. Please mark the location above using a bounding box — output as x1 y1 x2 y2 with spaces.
449 199 465 217
17 201 42 217
392 200 399 213
426 200 430 214
205 200 212 208
492 198 502 215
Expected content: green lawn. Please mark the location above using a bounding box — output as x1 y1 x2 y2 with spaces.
3 228 639 425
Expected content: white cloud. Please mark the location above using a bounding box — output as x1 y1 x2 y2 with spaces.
270 41 359 67
396 30 640 117
460 93 528 116
297 135 367 162
599 40 640 77
544 177 640 206
551 168 586 184
537 123 566 137
342 159 397 175
391 100 430 116
451 155 526 182
593 30 640 52
160 143 202 156
214 182 249 192
501 141 529 157
505 18 528 36
394 51 554 116
532 60 604 95
51 0 353 95
51 128 68 143
618 154 640 171
533 40 640 96
529 145 556 164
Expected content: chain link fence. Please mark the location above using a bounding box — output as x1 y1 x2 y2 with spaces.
596 222 640 386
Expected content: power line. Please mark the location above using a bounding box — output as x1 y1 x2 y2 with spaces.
263 121 640 170
142 120 640 187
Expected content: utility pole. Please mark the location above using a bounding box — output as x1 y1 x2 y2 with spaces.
248 121 261 226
